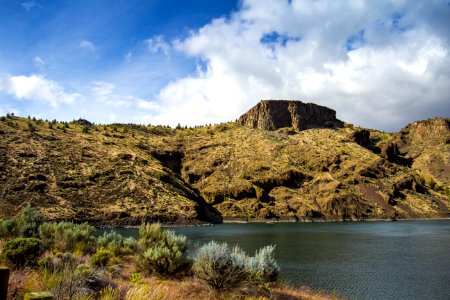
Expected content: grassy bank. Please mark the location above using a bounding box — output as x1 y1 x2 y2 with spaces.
1 205 338 300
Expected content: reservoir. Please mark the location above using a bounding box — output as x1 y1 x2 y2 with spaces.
107 220 450 299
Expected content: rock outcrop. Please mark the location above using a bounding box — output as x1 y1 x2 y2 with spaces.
238 100 342 131
380 118 450 186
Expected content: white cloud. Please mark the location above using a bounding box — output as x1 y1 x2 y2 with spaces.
21 1 40 11
33 56 45 71
145 35 170 55
150 0 450 131
79 40 96 51
0 74 81 107
90 82 132 108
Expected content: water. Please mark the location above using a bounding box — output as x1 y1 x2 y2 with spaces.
106 220 450 299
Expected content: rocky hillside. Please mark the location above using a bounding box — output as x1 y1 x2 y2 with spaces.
0 101 449 224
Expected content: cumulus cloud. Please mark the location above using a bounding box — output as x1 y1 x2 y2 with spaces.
151 0 450 131
90 81 135 108
145 35 170 55
0 74 81 107
79 39 96 51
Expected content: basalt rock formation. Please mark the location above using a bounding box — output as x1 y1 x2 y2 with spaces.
380 118 450 186
0 103 449 224
238 100 342 131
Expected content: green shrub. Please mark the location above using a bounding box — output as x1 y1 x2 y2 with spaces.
91 249 115 267
136 223 191 276
97 231 137 256
16 204 44 238
0 237 44 267
193 241 279 290
28 122 36 132
0 205 43 239
39 222 96 254
0 219 18 238
129 272 141 285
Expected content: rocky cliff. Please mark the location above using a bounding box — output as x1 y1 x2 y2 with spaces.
380 118 450 186
238 100 342 131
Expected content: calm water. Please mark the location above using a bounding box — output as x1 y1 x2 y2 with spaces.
106 220 450 300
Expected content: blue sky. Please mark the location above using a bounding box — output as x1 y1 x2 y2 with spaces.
0 0 449 131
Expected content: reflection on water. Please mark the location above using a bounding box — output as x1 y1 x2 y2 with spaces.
102 220 450 300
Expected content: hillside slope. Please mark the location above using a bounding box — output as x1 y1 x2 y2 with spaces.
0 103 448 224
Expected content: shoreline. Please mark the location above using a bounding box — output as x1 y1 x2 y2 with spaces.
94 216 450 229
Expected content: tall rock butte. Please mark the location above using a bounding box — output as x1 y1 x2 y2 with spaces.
238 100 342 131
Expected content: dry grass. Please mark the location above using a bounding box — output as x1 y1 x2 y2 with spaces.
5 266 338 300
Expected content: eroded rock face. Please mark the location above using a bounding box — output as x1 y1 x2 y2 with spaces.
238 100 342 131
380 118 450 185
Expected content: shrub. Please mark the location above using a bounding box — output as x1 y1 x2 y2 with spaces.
91 249 115 267
40 253 107 299
27 122 35 132
129 273 141 285
193 241 279 290
39 222 96 254
0 219 18 238
244 245 279 283
0 237 44 267
136 223 191 276
193 241 247 290
0 205 43 239
97 231 137 256
16 204 44 238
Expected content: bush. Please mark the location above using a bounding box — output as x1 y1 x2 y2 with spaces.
193 241 247 290
40 253 107 299
0 219 18 239
91 249 115 267
244 245 279 283
97 231 137 256
193 241 279 290
16 204 44 238
0 205 43 239
136 223 191 276
39 222 96 254
0 237 44 267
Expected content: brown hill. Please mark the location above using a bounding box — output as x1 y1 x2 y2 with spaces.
0 102 449 224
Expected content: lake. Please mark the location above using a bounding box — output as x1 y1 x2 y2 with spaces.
105 220 450 299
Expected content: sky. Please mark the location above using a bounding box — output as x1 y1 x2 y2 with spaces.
0 0 449 132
